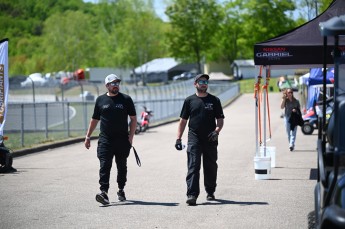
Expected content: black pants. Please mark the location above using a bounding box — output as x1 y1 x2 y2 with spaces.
97 139 131 192
186 141 218 198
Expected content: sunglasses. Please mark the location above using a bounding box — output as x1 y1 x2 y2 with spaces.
197 80 209 85
287 92 293 94
108 81 120 86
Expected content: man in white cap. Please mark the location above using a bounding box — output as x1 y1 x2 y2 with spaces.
175 73 225 206
84 74 137 205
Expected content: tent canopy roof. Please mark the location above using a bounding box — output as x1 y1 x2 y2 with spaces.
134 58 179 74
308 68 334 85
254 0 345 69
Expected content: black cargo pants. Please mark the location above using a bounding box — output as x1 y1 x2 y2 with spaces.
186 138 218 198
97 138 131 192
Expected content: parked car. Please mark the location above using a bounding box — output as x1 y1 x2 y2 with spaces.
9 75 27 88
173 72 196 81
79 91 95 101
20 73 48 87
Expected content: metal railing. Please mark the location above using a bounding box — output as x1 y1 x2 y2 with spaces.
6 80 239 149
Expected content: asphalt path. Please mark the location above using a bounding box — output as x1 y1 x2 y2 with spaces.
0 93 317 229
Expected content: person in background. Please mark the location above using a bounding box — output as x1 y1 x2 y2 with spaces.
84 74 137 205
175 73 225 206
280 88 300 151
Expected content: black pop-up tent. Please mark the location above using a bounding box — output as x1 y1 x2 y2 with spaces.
253 0 345 163
254 0 345 68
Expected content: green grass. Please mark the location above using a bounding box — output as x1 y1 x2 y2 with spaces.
5 132 73 151
4 102 100 151
238 78 281 94
5 130 101 151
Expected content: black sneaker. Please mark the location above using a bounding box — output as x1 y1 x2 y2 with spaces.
289 146 294 151
117 189 126 201
96 191 110 205
186 195 197 206
206 193 215 201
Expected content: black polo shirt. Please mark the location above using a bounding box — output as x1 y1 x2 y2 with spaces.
92 92 136 140
180 93 224 140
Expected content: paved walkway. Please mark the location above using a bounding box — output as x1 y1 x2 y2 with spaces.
0 93 317 229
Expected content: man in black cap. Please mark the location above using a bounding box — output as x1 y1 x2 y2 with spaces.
84 74 137 205
175 73 225 205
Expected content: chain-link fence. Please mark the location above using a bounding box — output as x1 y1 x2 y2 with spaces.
6 79 239 149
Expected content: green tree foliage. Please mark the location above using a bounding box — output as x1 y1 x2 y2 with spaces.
107 0 169 69
165 0 297 70
3 0 333 77
319 0 334 12
3 0 89 75
165 0 223 73
5 0 167 76
294 0 334 22
115 13 168 68
42 10 97 71
239 0 297 52
207 1 242 64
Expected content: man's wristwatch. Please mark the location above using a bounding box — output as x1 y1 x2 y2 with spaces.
85 136 91 140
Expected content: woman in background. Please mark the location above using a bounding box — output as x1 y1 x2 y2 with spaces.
281 88 301 151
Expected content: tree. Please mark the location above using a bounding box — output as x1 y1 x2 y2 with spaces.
92 0 169 85
318 0 334 12
207 0 297 67
4 0 91 75
207 1 242 65
295 0 333 21
42 10 97 71
111 0 168 68
4 0 315 77
238 0 297 54
114 12 168 68
165 0 223 73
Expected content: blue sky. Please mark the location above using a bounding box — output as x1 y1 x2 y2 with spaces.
82 0 169 21
83 0 309 21
153 0 169 22
83 0 227 22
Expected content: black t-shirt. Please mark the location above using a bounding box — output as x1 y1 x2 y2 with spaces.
180 93 225 139
92 92 136 140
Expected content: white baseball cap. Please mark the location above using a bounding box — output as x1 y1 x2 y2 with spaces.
105 74 121 85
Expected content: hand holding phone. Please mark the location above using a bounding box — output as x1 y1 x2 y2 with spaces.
282 91 287 100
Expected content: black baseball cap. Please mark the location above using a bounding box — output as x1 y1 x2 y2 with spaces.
194 73 210 82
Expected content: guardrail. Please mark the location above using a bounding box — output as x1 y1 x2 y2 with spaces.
6 80 239 149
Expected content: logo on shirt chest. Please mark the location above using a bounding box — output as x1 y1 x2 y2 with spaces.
102 104 110 109
114 104 124 109
102 103 124 110
205 103 214 110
